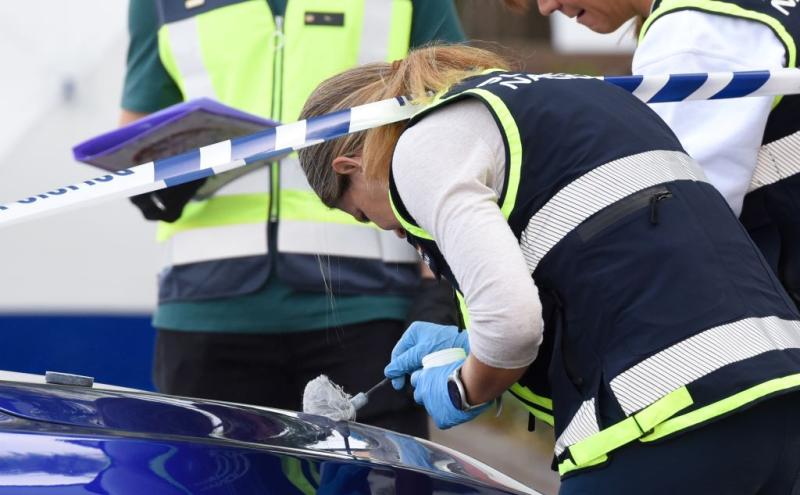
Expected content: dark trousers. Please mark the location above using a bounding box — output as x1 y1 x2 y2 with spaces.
560 392 800 495
153 319 429 438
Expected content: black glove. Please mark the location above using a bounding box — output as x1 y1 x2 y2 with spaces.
404 278 460 328
129 178 207 222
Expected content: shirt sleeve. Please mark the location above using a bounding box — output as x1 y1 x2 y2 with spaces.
392 100 543 369
632 10 785 215
409 0 466 47
121 0 183 113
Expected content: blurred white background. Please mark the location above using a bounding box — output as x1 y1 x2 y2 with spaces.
0 1 159 312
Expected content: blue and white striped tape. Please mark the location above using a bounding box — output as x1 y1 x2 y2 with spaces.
603 68 800 103
2 69 799 228
0 96 416 227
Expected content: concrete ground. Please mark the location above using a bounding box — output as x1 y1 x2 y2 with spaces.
429 394 561 495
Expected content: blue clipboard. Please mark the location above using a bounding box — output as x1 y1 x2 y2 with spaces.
73 98 278 171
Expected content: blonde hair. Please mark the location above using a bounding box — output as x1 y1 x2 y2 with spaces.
298 44 510 207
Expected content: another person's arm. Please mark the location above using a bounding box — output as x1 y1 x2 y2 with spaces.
121 0 182 118
120 110 148 126
409 0 466 47
633 11 785 215
121 0 198 221
393 100 544 403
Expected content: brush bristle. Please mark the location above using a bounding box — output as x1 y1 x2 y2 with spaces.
302 375 357 421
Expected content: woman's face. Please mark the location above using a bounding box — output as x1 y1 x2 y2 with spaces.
332 155 401 231
537 0 644 33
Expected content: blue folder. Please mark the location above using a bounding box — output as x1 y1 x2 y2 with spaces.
73 98 278 171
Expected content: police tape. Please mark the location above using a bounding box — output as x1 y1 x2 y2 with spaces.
0 96 418 228
2 68 800 228
604 68 800 104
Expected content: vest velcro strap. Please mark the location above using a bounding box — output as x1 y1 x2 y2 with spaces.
565 386 693 468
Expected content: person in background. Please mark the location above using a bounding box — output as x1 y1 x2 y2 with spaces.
297 44 800 494
120 0 464 438
533 0 800 309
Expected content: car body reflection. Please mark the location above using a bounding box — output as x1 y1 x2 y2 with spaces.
0 374 539 494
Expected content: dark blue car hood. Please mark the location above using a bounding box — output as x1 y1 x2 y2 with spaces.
0 378 537 494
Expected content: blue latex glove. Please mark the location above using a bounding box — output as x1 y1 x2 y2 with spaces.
384 321 469 390
409 359 490 429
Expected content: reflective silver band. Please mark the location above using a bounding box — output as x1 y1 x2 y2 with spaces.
359 0 394 64
611 315 800 416
278 220 418 262
519 150 705 274
555 398 599 456
203 157 312 197
163 219 417 266
165 222 268 266
280 156 314 192
750 130 800 192
164 17 216 99
377 229 421 263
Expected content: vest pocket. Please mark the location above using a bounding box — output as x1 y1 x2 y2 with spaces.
549 290 585 391
544 289 600 422
577 185 672 242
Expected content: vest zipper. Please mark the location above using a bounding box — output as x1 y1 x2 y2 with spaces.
269 15 285 224
268 14 285 260
577 185 672 242
649 190 672 225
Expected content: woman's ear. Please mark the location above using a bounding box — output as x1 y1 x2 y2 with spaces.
331 156 363 176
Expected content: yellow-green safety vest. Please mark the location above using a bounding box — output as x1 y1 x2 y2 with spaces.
152 0 419 300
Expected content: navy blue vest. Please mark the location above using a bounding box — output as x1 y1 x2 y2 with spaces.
390 72 800 475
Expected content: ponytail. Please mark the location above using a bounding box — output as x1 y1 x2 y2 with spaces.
298 44 511 207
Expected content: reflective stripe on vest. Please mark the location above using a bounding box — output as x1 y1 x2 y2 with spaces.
190 156 309 198
161 16 216 100
556 315 800 474
165 222 269 267
749 129 800 191
360 0 393 64
612 315 800 413
158 190 418 266
519 150 705 274
558 386 694 475
640 0 800 194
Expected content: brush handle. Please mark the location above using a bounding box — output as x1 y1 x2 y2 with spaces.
350 378 391 411
365 377 390 396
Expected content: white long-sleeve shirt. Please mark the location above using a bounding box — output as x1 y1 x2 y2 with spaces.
633 9 786 215
392 99 544 369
